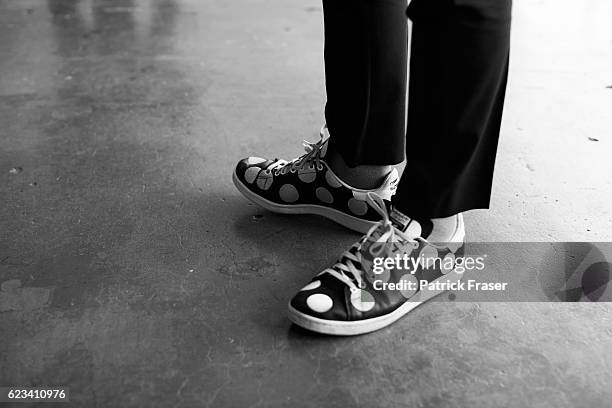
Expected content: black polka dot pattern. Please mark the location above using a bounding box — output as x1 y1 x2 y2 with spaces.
234 156 397 224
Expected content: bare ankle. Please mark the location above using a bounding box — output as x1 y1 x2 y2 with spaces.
327 151 393 190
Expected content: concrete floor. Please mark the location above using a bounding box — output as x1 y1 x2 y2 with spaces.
1 0 611 407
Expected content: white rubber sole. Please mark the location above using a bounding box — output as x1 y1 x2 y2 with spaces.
232 170 377 234
287 267 464 336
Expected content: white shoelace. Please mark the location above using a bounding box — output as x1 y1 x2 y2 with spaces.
319 193 423 293
269 126 328 176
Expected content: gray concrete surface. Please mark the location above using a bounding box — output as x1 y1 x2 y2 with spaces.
1 0 611 407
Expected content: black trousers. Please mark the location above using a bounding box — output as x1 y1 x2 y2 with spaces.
323 0 512 218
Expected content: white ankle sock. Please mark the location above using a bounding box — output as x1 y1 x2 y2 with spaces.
427 214 459 242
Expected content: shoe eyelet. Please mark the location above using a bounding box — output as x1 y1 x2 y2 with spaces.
317 164 324 171
290 168 297 173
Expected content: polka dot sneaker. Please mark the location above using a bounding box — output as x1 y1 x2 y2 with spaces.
232 126 399 234
288 193 465 336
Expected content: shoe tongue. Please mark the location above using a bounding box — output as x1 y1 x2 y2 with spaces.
388 205 433 239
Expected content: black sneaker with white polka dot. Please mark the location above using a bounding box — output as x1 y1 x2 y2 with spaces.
287 194 465 336
232 127 399 234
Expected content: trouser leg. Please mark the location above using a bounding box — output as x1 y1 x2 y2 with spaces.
322 0 408 167
393 0 512 219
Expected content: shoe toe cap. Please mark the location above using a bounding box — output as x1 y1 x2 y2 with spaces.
290 277 350 321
